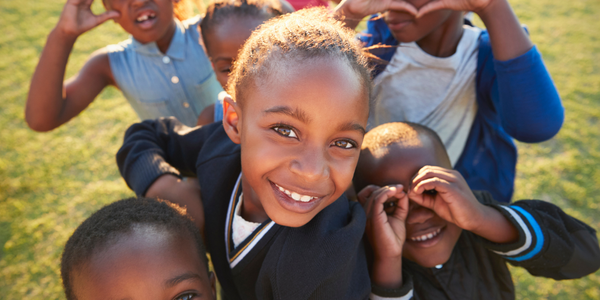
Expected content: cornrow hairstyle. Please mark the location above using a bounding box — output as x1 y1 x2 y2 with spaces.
60 197 208 300
227 7 373 106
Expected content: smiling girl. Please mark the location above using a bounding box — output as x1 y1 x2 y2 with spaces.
117 8 408 299
26 0 223 131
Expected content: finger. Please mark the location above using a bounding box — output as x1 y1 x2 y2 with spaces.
95 10 120 24
411 177 452 196
392 193 409 222
357 185 380 206
366 186 395 216
416 0 447 18
412 166 457 187
387 1 418 16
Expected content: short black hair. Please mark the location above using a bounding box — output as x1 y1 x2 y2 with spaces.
200 0 289 45
60 197 208 300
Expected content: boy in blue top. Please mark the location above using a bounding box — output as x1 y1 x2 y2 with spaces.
335 0 565 203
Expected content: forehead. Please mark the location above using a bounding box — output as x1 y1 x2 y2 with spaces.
244 56 368 115
359 141 442 186
72 225 205 299
205 17 266 57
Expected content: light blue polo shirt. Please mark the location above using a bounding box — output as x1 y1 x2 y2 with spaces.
106 16 223 127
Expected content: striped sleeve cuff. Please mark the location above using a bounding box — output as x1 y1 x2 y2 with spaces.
483 205 545 262
370 272 413 300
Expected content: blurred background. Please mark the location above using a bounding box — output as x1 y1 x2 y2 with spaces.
1 0 599 298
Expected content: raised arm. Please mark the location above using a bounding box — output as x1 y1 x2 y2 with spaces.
25 0 119 132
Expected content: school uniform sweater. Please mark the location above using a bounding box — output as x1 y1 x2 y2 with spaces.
360 17 565 203
117 119 401 300
381 191 600 299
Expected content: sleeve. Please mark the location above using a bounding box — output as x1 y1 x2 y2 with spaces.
493 45 565 142
116 117 216 196
370 271 414 300
477 199 600 279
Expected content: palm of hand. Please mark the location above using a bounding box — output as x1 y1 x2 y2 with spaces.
418 192 481 231
59 0 115 35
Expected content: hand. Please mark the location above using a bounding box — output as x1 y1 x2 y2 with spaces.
336 0 417 24
358 184 409 260
408 166 486 231
417 0 498 17
56 0 120 37
358 184 408 289
146 174 206 234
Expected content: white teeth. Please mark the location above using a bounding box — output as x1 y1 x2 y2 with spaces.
136 13 155 22
411 228 442 242
274 183 316 203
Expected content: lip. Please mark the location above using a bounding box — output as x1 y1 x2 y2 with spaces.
406 226 445 248
386 19 412 31
269 180 326 214
134 8 158 30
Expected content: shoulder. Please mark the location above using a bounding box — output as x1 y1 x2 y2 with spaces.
181 15 202 28
104 38 134 54
80 48 114 84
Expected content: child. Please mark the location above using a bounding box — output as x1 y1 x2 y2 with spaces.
116 8 406 300
354 122 600 299
26 0 223 131
195 0 291 126
60 197 216 300
335 0 565 203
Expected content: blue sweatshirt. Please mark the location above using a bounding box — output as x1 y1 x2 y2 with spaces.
360 17 564 203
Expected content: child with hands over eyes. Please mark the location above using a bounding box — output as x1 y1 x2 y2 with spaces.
26 0 223 131
336 0 564 203
355 122 600 299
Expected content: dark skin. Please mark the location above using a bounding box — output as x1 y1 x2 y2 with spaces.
335 0 533 59
356 134 518 289
71 224 216 300
26 0 180 132
196 17 268 126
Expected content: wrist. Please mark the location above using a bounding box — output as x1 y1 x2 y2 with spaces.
51 26 79 44
372 256 403 289
475 0 509 24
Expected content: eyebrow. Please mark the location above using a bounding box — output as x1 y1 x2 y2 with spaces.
165 272 203 288
264 106 311 123
338 122 366 135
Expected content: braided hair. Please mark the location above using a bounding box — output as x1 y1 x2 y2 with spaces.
227 7 373 106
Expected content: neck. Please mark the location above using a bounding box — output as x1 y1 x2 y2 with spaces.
240 178 269 223
156 19 178 54
416 12 465 57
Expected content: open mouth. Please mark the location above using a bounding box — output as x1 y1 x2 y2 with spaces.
135 11 157 29
274 183 317 203
410 227 442 242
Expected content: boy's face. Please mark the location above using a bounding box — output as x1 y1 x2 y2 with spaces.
357 141 462 267
384 0 456 43
204 17 268 88
72 224 215 300
224 58 369 227
103 0 176 44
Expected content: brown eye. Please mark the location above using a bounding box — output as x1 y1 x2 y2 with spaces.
334 140 355 149
273 126 297 138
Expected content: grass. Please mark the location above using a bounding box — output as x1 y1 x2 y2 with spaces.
1 0 599 298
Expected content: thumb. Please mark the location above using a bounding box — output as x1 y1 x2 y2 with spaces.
95 10 120 24
416 0 446 18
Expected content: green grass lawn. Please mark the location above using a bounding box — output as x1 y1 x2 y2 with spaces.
1 0 599 298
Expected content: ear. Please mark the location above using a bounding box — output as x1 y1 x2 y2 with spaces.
222 95 242 144
209 271 217 298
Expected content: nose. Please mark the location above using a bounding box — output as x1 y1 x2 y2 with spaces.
289 145 330 182
406 201 435 225
131 0 149 8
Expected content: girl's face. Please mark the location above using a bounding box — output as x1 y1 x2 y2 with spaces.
104 0 176 46
224 58 369 227
204 17 269 88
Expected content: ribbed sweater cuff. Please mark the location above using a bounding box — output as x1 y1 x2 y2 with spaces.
370 271 413 299
127 152 181 196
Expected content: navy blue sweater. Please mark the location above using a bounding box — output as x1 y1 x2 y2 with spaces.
360 17 565 203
